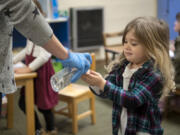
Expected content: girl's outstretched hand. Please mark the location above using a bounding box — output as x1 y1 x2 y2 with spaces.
81 70 106 90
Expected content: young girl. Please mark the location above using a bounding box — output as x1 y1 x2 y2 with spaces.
13 0 58 135
82 17 175 135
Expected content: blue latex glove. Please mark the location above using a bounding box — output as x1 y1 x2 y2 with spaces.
59 51 92 83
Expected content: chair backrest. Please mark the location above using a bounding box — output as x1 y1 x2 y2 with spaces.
103 31 124 65
90 53 96 71
103 31 124 47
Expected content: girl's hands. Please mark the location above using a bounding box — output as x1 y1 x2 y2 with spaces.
81 70 106 90
58 51 92 83
14 67 32 74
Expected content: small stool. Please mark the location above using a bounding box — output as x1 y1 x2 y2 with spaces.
54 84 96 134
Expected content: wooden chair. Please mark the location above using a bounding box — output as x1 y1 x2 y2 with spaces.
54 53 96 134
103 31 124 65
167 88 180 113
160 87 180 117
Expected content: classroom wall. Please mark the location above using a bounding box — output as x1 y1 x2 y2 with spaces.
58 0 157 60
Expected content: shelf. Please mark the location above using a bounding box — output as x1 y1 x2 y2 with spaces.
13 17 70 48
46 17 68 23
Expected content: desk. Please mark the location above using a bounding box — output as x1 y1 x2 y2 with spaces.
6 72 37 135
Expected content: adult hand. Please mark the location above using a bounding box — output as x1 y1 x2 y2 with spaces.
59 51 92 83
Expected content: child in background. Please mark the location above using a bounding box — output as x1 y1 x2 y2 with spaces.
13 0 58 135
82 17 175 135
173 12 180 85
168 12 180 108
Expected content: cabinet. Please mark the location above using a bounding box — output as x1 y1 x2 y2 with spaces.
13 17 70 48
158 0 180 40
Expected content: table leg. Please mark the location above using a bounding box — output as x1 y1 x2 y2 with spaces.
25 79 35 135
72 99 78 134
7 94 14 129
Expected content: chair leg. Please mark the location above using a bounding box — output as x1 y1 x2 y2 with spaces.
72 100 78 134
112 52 116 60
7 94 14 129
105 51 109 65
90 95 96 124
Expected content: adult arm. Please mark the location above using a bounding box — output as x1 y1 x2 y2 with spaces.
1 0 91 82
0 0 68 59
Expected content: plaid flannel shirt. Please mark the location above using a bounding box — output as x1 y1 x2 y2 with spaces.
92 60 164 135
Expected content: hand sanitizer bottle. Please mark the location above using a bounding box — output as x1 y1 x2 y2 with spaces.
50 68 77 92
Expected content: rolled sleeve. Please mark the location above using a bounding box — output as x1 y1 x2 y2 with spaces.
89 86 104 97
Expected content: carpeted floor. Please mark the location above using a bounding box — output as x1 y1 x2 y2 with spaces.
0 61 180 135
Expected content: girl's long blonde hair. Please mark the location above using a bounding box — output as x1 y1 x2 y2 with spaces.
107 17 175 98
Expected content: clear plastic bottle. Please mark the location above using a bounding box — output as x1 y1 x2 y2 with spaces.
50 68 77 92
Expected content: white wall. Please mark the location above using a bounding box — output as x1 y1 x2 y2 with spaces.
58 0 157 60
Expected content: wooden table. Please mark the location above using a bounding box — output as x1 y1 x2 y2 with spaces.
6 72 37 135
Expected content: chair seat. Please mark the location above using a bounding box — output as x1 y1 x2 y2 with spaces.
59 84 90 98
